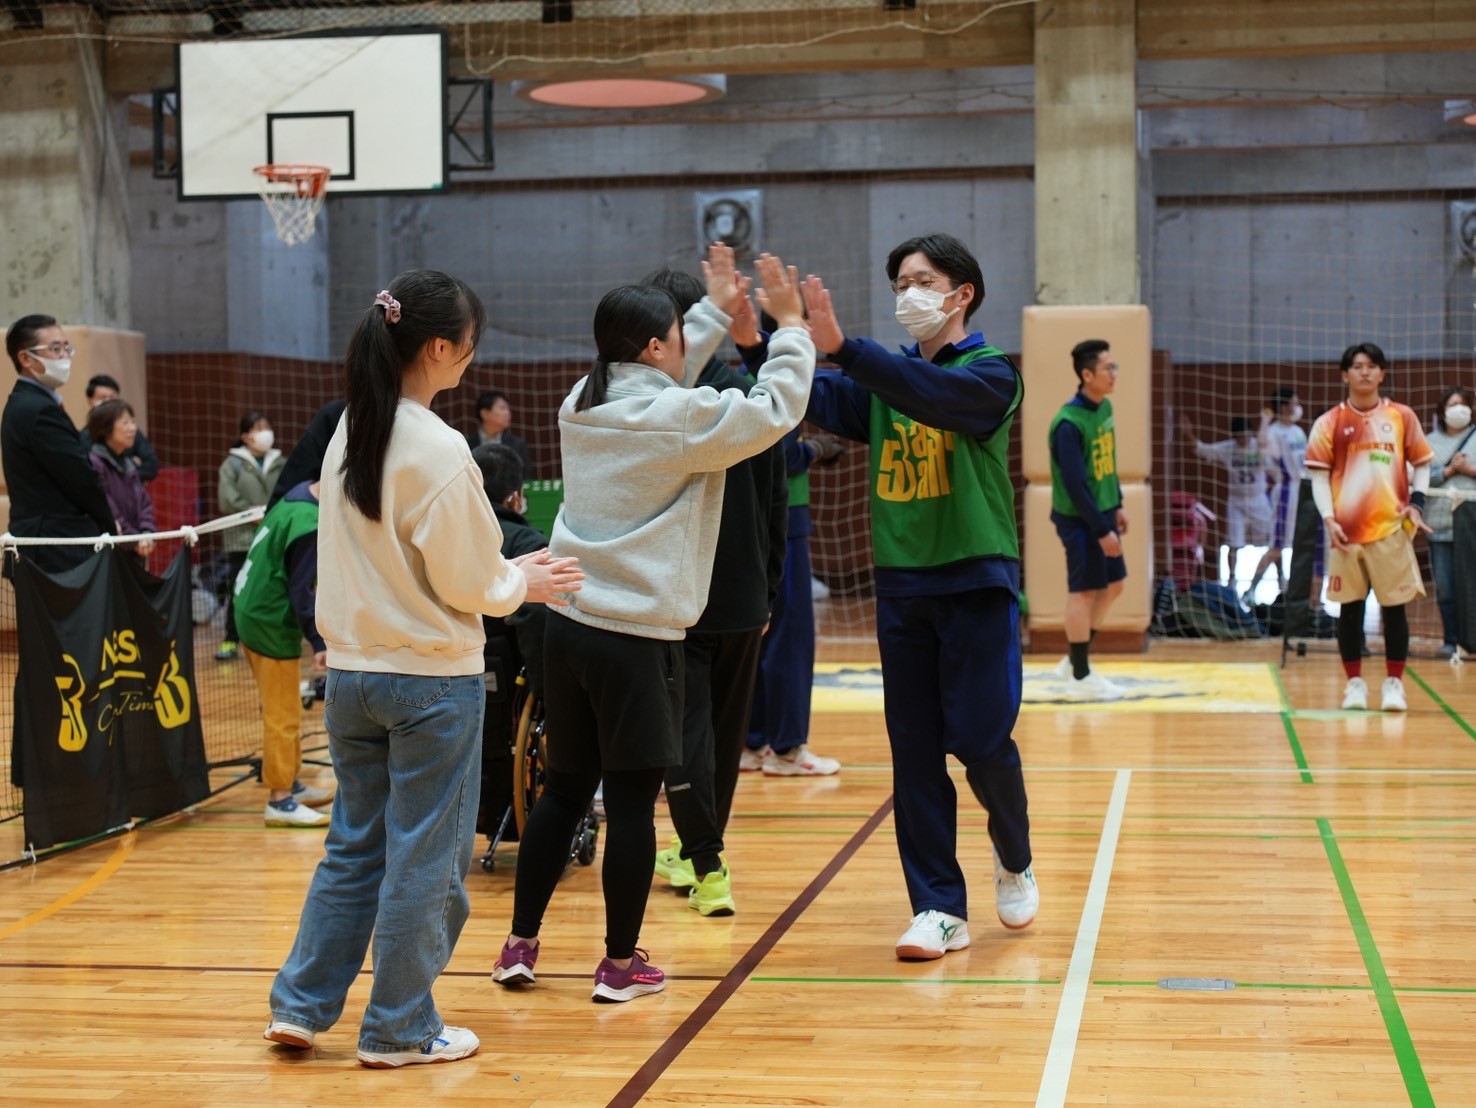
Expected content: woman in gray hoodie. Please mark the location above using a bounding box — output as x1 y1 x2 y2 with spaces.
493 251 818 1002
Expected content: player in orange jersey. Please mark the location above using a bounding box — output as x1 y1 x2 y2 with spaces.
1305 342 1434 712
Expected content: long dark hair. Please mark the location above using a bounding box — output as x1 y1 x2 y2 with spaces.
576 285 680 412
341 269 485 520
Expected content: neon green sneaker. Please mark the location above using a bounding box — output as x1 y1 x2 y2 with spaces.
653 838 696 889
687 866 735 917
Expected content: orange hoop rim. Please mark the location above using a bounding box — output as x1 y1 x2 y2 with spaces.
253 163 331 199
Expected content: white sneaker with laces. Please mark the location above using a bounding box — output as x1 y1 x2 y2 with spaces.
264 798 330 827
762 745 840 776
992 848 1039 929
291 780 335 808
264 1020 316 1048
739 745 770 772
357 1025 479 1068
1052 656 1073 679
1341 676 1369 711
1380 677 1407 712
895 910 970 960
1066 671 1124 702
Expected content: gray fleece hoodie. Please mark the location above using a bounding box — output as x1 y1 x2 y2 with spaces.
550 298 816 640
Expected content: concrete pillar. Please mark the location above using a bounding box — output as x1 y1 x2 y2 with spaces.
0 32 131 327
225 202 331 360
1034 0 1138 305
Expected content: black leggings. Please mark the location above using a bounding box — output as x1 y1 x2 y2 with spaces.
1339 600 1408 664
511 764 665 960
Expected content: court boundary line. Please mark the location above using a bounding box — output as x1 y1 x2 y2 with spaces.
0 834 134 941
1406 667 1476 743
1269 662 1315 783
606 795 895 1108
1035 768 1132 1108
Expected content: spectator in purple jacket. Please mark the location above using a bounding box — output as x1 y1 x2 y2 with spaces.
86 399 156 561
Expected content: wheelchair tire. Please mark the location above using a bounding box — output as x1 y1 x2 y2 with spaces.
576 819 598 867
511 690 543 841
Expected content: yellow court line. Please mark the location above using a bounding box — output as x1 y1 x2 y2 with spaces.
0 833 135 942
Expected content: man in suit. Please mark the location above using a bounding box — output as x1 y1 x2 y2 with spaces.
466 390 534 478
3 314 114 575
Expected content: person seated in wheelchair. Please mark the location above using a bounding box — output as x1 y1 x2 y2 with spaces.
473 443 549 844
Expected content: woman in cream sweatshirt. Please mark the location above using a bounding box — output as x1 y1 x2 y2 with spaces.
263 269 582 1068
493 251 818 1003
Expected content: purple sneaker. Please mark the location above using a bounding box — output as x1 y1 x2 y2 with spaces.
491 938 538 986
592 948 666 1003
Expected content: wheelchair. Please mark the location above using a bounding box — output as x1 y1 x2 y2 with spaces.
478 670 600 873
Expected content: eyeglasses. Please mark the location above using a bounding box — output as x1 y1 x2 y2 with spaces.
27 342 75 359
889 274 951 295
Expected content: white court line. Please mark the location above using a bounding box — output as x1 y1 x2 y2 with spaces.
1035 768 1133 1108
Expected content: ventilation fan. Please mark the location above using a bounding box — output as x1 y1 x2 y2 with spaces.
696 190 762 259
1455 201 1476 260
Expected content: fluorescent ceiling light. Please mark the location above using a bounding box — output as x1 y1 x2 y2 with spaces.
514 74 725 109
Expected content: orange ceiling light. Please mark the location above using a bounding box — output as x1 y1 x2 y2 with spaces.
514 75 726 109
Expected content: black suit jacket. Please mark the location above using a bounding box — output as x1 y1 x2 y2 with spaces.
3 378 115 573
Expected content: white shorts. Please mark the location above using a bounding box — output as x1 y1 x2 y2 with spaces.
1226 499 1272 548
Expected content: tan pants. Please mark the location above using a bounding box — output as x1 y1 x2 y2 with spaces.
244 646 303 791
1327 528 1425 607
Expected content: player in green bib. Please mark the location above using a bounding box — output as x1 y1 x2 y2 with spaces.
1048 339 1129 701
799 233 1037 960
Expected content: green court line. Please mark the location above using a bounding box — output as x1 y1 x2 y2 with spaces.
750 976 1059 986
1318 816 1432 1107
1406 667 1476 744
1093 980 1476 996
1269 663 1315 784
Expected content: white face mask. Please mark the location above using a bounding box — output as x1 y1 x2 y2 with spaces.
1446 404 1472 432
250 429 275 453
30 354 71 390
894 287 961 342
1290 404 1304 422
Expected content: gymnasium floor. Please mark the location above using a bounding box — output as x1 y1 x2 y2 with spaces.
2 638 1474 1106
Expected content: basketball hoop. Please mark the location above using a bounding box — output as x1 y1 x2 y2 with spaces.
252 164 330 246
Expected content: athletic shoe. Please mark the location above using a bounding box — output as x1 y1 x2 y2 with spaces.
491 938 538 986
895 910 970 961
993 850 1039 930
263 1020 316 1049
592 949 666 1003
1438 643 1457 659
687 866 735 917
654 838 697 889
1051 655 1073 679
1066 671 1124 702
739 745 771 772
762 745 841 776
291 780 335 808
214 640 239 661
264 798 330 827
1341 676 1369 711
1380 677 1408 713
357 1025 479 1068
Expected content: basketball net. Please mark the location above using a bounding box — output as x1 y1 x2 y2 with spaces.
252 164 330 246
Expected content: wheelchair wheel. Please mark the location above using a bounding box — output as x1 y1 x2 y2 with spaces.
575 815 599 867
511 689 544 840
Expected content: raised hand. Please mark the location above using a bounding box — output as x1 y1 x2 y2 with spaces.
512 549 585 607
727 277 761 347
753 253 805 331
800 275 844 356
700 242 744 317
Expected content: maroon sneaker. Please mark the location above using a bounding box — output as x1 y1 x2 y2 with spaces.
591 948 666 1003
491 938 538 986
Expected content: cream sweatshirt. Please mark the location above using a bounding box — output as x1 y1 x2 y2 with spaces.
317 399 527 675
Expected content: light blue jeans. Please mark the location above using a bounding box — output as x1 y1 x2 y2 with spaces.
268 669 485 1054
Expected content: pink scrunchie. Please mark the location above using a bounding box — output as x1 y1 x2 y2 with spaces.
374 290 402 324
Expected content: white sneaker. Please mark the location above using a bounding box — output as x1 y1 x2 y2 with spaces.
291 780 336 808
1066 671 1124 702
762 745 840 776
739 745 770 772
357 1025 479 1068
1341 677 1369 711
993 849 1039 930
1380 677 1407 712
1051 656 1073 679
264 1019 316 1049
895 910 970 960
264 798 330 827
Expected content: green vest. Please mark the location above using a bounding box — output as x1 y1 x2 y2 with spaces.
1049 398 1120 517
867 346 1022 569
788 471 810 508
233 496 319 659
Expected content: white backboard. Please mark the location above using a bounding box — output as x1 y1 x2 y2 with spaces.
177 30 446 199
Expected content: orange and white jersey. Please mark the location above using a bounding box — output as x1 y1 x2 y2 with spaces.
1305 398 1433 546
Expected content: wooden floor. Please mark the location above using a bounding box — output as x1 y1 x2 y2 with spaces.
2 640 1475 1106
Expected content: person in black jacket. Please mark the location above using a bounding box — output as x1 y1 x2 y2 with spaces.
82 374 160 483
640 269 788 918
266 399 346 512
3 315 114 576
466 390 534 479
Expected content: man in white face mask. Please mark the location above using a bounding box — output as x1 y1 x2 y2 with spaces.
2 314 115 575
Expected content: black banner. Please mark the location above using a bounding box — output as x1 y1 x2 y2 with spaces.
13 546 208 850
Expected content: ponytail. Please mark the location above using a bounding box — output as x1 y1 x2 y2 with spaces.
581 285 681 412
575 359 611 412
340 269 485 521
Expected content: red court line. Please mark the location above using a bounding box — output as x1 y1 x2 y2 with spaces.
607 795 896 1108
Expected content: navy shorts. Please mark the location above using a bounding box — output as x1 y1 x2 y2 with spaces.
1054 513 1128 594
